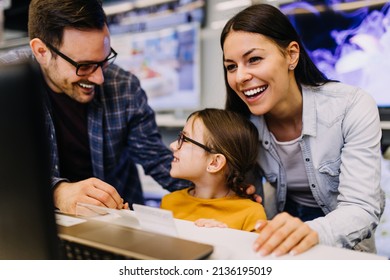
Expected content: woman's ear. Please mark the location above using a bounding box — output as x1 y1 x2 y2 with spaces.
287 41 300 69
206 154 227 173
30 38 51 65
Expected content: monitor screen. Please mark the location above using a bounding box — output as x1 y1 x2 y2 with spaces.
105 0 206 33
3 0 29 33
280 0 390 114
0 61 59 259
110 21 201 114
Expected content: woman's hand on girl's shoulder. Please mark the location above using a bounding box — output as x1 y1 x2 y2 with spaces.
245 184 263 204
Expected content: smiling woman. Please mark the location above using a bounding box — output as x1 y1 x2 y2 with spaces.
220 3 384 257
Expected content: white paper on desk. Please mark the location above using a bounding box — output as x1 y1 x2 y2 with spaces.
132 203 178 237
55 213 86 227
75 202 132 217
75 203 140 228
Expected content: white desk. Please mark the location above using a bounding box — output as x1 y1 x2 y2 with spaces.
92 210 387 260
175 219 386 260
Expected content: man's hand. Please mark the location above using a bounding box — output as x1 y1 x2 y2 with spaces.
53 177 126 214
253 212 319 256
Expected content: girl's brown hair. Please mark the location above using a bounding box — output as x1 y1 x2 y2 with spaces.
188 108 259 197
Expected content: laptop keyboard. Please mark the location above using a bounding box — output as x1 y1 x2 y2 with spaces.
59 239 133 260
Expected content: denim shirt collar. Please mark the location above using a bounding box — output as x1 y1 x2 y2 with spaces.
250 86 317 146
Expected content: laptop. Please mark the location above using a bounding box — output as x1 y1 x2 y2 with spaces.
57 213 213 260
0 60 213 260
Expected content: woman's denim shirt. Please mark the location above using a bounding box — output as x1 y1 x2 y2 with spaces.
251 82 385 251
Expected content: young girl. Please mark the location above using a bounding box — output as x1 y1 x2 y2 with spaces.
160 108 266 232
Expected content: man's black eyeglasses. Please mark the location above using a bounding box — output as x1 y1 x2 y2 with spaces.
45 42 117 76
176 131 215 153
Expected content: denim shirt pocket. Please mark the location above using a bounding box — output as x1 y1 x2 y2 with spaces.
318 157 341 192
264 173 277 184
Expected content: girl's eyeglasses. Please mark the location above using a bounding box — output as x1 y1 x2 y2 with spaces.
176 131 215 153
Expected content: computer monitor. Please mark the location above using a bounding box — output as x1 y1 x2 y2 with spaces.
0 60 59 259
280 0 390 120
3 0 29 33
110 21 201 115
104 0 206 32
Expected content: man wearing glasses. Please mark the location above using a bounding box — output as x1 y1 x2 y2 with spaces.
0 0 189 214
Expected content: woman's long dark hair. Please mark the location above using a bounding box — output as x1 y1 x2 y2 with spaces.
220 4 334 116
